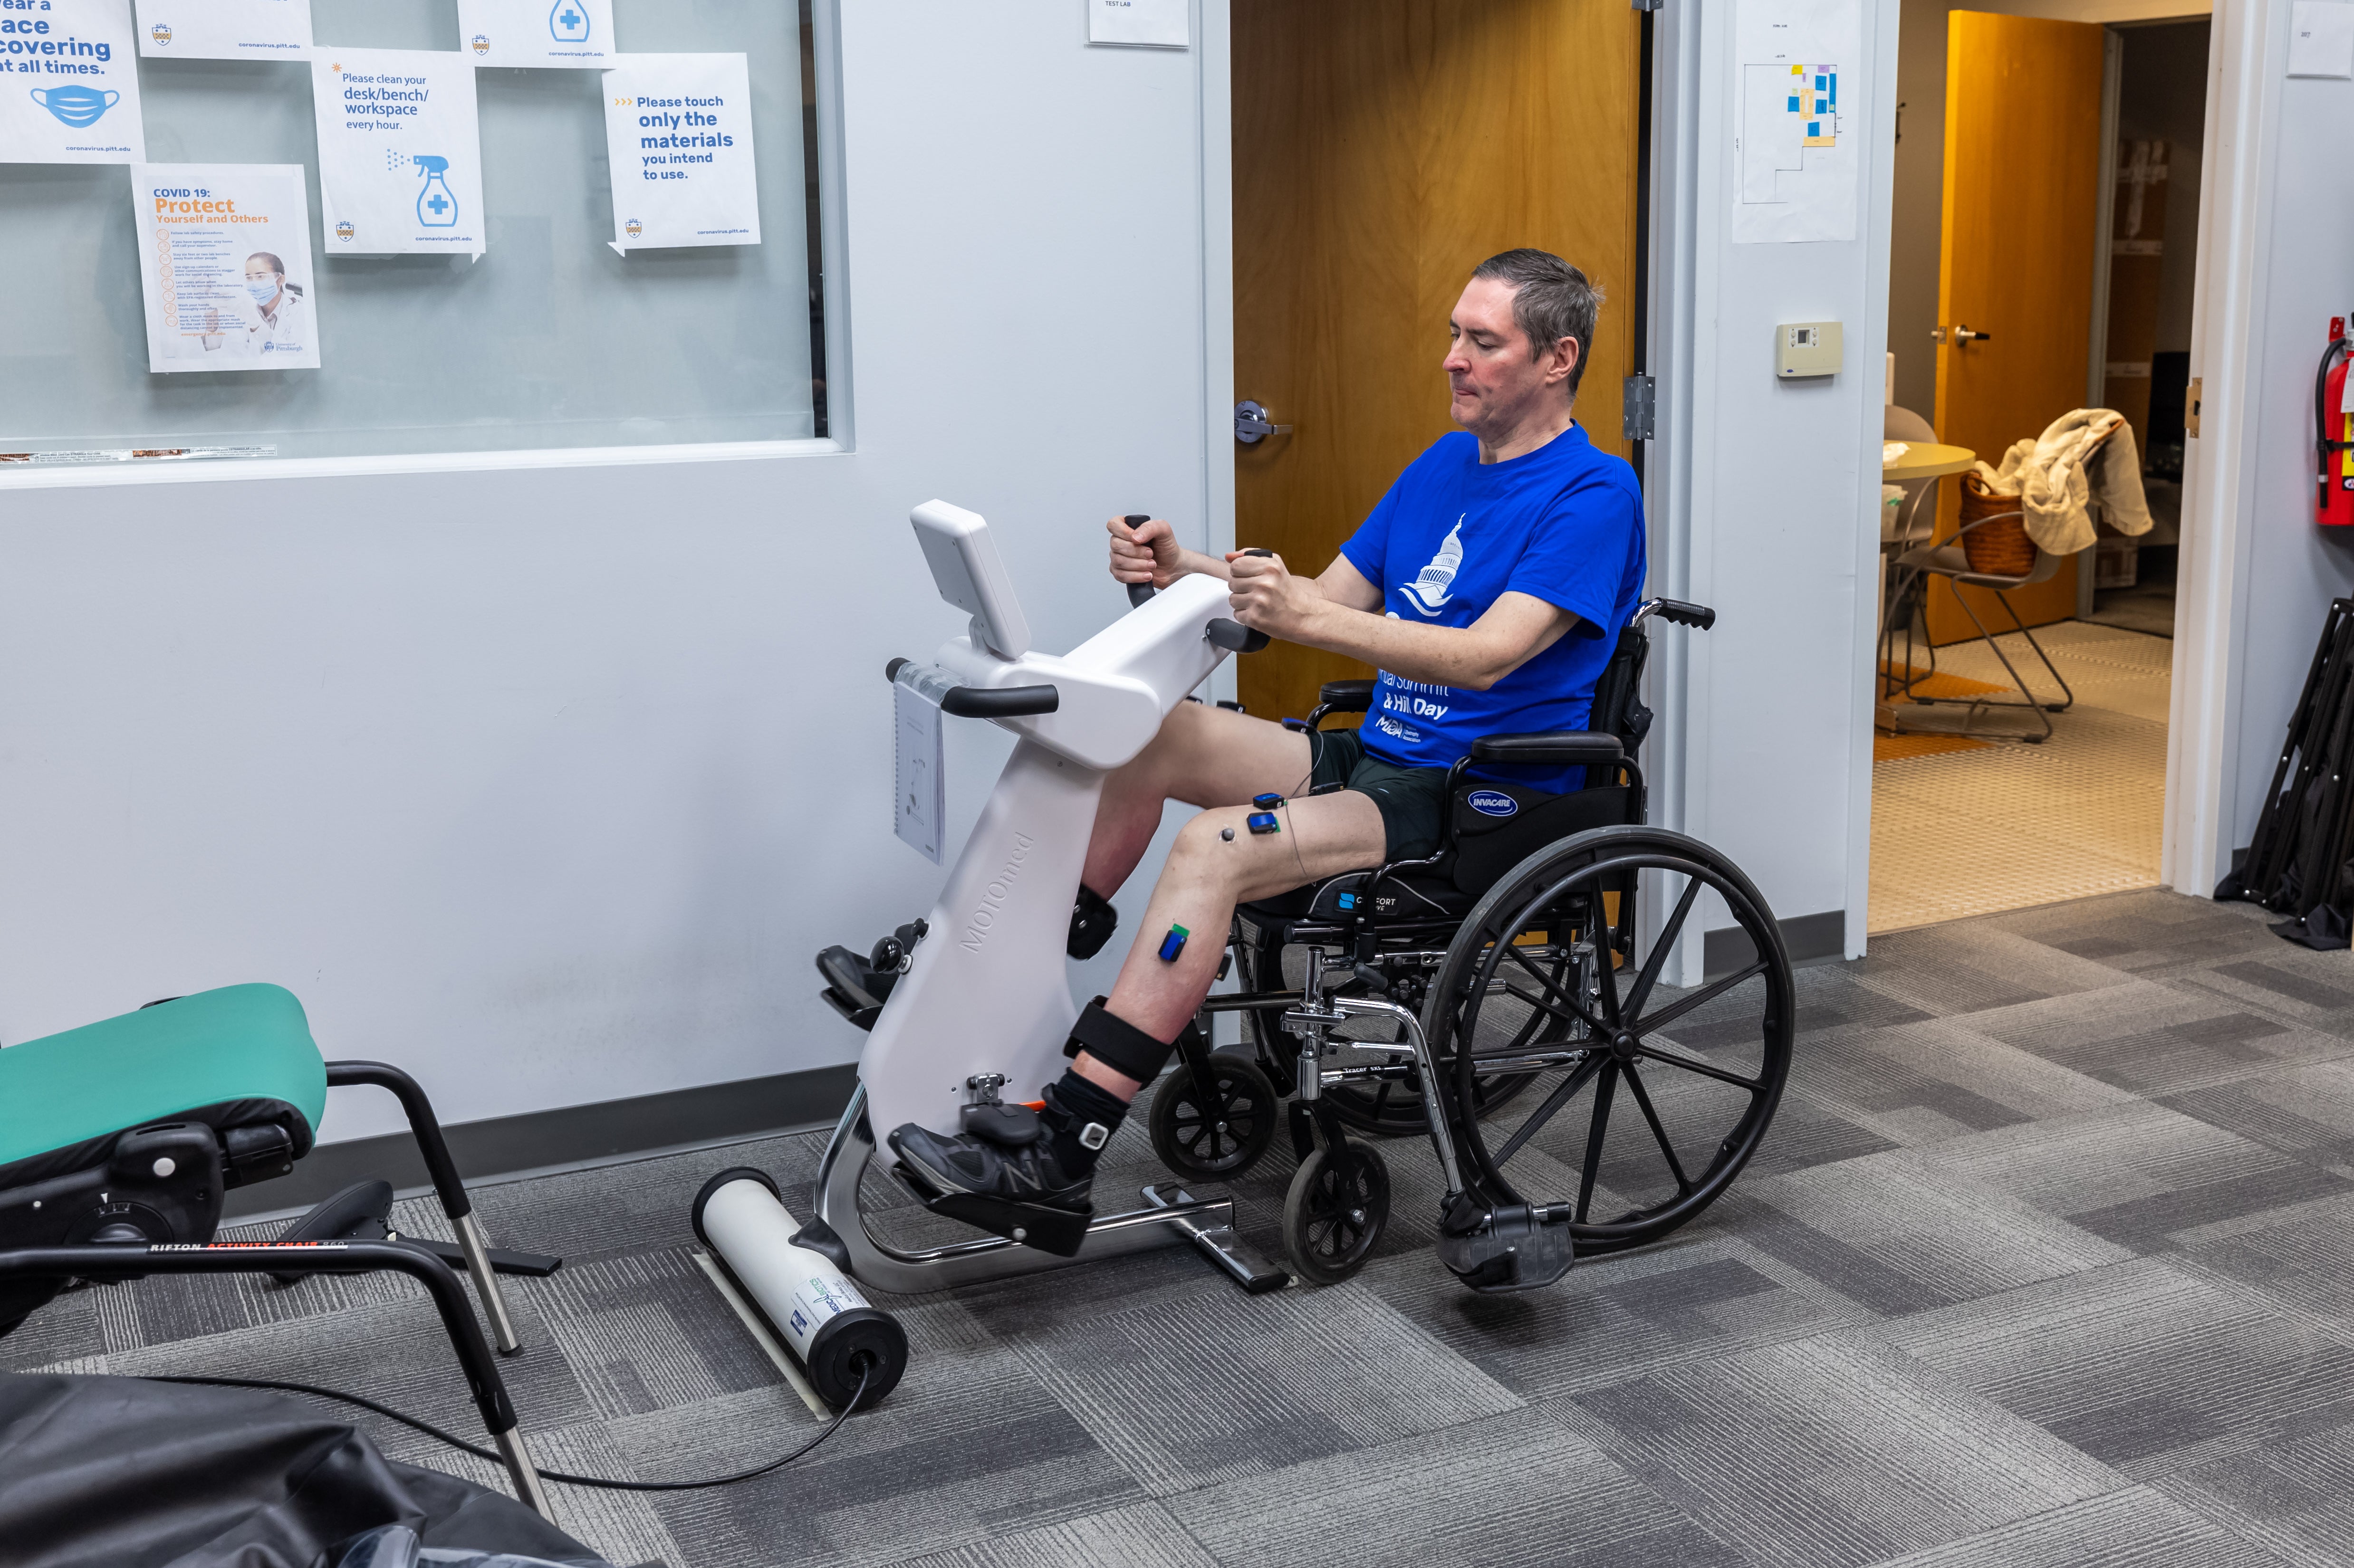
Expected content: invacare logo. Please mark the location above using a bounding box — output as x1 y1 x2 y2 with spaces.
1467 789 1518 818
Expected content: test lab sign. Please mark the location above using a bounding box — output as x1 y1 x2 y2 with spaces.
0 0 144 163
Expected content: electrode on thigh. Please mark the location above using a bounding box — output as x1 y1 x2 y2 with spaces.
1247 812 1281 835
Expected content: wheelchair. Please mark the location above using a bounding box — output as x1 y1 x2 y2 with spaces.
1141 597 1798 1291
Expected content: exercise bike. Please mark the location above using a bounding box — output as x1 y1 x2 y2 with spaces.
748 501 1794 1300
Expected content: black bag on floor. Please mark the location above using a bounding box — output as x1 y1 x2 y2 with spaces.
0 1375 618 1568
2217 597 2354 949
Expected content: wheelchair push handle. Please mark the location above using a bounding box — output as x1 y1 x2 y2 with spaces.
1637 596 1715 630
882 658 1060 717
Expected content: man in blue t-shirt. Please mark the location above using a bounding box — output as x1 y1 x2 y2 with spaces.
885 249 1647 1224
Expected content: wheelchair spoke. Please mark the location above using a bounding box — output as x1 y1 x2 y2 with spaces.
1490 1052 1607 1166
1629 958 1769 1037
1624 874 1701 1022
1576 1061 1618 1224
1502 980 1605 1040
1621 1063 1692 1195
1500 945 1606 1033
1634 1041 1765 1094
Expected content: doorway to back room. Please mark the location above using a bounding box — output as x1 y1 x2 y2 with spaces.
1871 7 2207 932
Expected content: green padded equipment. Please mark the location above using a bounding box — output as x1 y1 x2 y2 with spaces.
0 984 326 1170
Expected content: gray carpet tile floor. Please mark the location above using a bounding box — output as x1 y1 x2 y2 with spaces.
12 889 2354 1566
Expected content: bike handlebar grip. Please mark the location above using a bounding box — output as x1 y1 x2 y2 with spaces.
1205 618 1271 654
1653 599 1716 630
941 683 1060 717
885 657 910 683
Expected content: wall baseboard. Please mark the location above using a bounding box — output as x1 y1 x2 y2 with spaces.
1704 909 1846 982
223 1062 859 1224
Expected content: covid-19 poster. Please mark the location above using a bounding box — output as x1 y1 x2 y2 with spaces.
600 54 759 254
0 0 144 164
131 163 319 372
457 0 614 69
310 48 485 258
134 0 307 59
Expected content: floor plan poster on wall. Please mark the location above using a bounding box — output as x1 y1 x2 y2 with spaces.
1733 0 1862 243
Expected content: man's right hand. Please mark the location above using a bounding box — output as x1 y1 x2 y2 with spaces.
1107 514 1191 589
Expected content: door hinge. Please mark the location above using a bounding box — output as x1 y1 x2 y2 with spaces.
2186 376 2202 438
1623 374 1657 441
1633 0 1663 12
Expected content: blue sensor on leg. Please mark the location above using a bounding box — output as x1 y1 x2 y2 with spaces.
1157 924 1190 962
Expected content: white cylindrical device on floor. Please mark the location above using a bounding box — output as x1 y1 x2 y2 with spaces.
692 1167 908 1408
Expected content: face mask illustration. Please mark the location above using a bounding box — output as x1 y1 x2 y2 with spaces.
29 86 121 129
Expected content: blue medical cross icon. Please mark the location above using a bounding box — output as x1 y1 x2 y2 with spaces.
426 193 450 216
558 9 579 29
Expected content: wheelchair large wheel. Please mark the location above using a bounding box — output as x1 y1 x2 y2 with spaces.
1423 826 1795 1257
1240 921 1542 1137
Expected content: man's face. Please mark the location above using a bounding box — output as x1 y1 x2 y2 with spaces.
1442 276 1577 434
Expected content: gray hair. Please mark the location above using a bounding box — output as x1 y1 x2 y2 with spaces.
1469 249 1603 396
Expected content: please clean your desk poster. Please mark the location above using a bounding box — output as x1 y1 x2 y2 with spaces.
0 0 143 163
311 48 486 257
600 54 759 253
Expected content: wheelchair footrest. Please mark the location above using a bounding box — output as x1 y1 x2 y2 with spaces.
918 1189 1095 1259
1434 1203 1575 1294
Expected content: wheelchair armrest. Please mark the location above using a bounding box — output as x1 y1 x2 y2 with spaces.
1467 730 1624 766
1316 680 1375 713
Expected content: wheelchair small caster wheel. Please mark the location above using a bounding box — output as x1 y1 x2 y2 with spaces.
1149 1050 1279 1180
1281 1141 1389 1285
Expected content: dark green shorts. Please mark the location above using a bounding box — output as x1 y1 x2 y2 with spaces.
1307 727 1451 862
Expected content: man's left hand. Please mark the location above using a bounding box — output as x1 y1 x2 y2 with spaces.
1226 550 1323 639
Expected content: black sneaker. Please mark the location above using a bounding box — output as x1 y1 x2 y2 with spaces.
887 1114 1094 1214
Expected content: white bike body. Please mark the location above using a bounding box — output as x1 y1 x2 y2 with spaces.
862 519 1238 1157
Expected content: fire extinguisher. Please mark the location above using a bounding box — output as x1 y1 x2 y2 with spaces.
2316 316 2354 526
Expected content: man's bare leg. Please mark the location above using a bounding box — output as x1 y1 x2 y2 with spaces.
1081 701 1324 903
1072 788 1388 1100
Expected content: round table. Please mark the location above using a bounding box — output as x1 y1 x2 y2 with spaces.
1883 440 1975 483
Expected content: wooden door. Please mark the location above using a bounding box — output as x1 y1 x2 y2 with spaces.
1927 11 2106 643
1231 0 1644 722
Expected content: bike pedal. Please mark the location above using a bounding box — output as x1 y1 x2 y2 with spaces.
1434 1203 1575 1294
924 1191 1095 1258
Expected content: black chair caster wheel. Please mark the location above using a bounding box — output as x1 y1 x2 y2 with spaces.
1149 1050 1278 1180
1281 1141 1389 1285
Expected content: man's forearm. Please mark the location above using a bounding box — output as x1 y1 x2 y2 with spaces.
1172 548 1233 583
1288 602 1531 691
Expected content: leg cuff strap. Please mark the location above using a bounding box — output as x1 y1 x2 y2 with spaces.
1062 997 1177 1083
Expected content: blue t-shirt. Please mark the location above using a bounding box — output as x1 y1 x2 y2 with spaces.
1337 424 1646 791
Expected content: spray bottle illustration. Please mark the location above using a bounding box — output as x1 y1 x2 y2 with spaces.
414 155 458 228
549 0 591 43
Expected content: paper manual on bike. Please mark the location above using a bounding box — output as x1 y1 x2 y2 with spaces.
895 679 945 864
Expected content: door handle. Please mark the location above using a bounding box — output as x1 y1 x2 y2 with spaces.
1951 324 1993 343
1234 400 1293 445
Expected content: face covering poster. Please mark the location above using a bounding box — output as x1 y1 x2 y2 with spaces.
131 163 319 371
0 0 144 164
311 49 485 258
457 0 613 69
600 54 759 254
134 0 307 59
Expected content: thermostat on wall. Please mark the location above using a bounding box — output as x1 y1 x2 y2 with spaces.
1777 321 1844 378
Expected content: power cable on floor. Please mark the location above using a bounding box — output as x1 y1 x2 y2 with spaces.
149 1367 870 1492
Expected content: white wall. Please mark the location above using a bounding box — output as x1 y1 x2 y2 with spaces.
1651 0 1903 968
2197 11 2354 866
0 1 1226 1143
